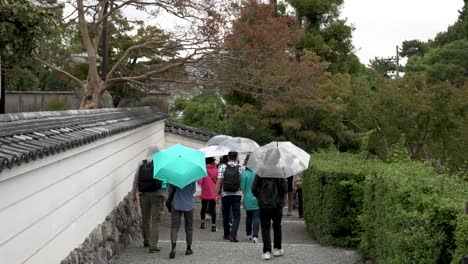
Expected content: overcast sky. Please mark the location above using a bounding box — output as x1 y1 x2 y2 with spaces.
341 0 464 65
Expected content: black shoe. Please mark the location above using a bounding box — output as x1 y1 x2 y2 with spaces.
149 247 160 253
186 249 193 255
200 222 205 229
223 235 231 240
230 237 238 243
211 225 217 232
169 251 176 259
143 242 149 247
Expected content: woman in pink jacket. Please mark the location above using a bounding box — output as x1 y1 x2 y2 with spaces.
197 157 218 232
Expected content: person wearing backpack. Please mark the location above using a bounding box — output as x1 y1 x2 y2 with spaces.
216 151 243 242
197 157 218 232
252 175 288 260
131 145 165 253
240 154 260 243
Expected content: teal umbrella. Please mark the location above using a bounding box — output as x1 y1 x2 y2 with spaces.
152 144 207 189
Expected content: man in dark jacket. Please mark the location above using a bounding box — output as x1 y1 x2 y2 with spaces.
252 175 288 260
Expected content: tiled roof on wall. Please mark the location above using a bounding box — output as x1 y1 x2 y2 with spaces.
0 107 167 173
165 121 217 141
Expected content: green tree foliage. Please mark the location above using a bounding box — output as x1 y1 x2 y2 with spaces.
368 57 400 79
290 0 363 74
400 39 428 58
170 94 229 133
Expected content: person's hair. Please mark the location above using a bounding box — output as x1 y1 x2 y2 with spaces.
205 157 215 165
228 151 238 161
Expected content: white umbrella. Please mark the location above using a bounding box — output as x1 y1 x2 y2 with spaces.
206 135 232 146
219 137 260 153
246 141 310 178
199 145 230 158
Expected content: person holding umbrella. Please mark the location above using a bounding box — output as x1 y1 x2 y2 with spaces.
152 144 208 259
197 157 218 232
216 151 243 242
248 141 310 260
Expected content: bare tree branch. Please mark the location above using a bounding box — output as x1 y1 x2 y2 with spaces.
34 57 84 86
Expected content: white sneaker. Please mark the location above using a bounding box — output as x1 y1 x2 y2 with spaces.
273 248 284 257
247 235 253 241
252 237 259 243
261 252 271 260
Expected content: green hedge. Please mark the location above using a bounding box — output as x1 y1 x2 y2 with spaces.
303 152 368 247
303 152 468 263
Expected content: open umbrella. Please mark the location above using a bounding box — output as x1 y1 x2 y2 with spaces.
153 144 207 189
218 137 260 153
246 141 310 178
206 135 232 146
199 145 230 158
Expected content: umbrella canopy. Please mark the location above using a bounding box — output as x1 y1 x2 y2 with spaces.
199 145 230 158
153 144 207 189
206 135 232 146
218 137 260 153
246 141 310 178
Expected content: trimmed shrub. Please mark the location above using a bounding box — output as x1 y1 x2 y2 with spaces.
360 162 468 263
303 152 367 247
46 99 69 111
304 152 468 263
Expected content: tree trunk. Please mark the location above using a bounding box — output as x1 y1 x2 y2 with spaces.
270 0 278 17
80 73 105 109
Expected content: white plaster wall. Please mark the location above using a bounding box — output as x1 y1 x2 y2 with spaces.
0 120 165 264
165 133 207 150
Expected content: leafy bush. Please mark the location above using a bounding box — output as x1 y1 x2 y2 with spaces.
303 152 367 247
45 99 69 111
304 152 468 263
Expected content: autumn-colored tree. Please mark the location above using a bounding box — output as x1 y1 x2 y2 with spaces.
33 0 228 109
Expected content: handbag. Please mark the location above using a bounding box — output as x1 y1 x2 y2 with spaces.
165 187 176 212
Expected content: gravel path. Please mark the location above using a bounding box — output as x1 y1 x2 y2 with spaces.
110 200 360 264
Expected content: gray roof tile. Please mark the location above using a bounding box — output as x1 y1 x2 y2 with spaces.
164 121 217 142
0 107 167 173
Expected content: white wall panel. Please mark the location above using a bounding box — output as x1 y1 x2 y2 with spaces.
0 121 165 264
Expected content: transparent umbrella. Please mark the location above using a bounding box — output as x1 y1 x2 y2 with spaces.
206 135 232 146
219 137 260 153
246 141 310 178
199 145 230 158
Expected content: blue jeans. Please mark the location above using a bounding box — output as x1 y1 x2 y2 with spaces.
246 209 260 237
222 195 241 238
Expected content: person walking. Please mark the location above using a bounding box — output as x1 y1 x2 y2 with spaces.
252 175 288 260
197 157 218 232
240 155 260 243
216 151 243 242
286 176 294 216
294 173 304 218
166 181 196 259
131 145 165 253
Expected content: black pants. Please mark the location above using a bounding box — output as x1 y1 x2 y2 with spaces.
200 199 216 224
297 189 303 217
260 207 283 253
222 195 241 238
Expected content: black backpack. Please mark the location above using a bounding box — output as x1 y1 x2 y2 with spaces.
223 164 241 192
138 160 163 192
259 178 279 209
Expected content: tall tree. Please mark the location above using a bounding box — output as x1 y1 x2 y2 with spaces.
34 0 228 109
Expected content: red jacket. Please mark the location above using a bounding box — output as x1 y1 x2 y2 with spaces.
197 164 218 200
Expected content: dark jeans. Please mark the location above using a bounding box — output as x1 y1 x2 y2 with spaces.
170 210 193 246
246 209 260 237
222 195 241 238
201 199 216 224
260 207 283 253
297 189 303 217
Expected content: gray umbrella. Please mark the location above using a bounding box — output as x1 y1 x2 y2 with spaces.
206 135 232 146
218 137 260 153
246 141 310 178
